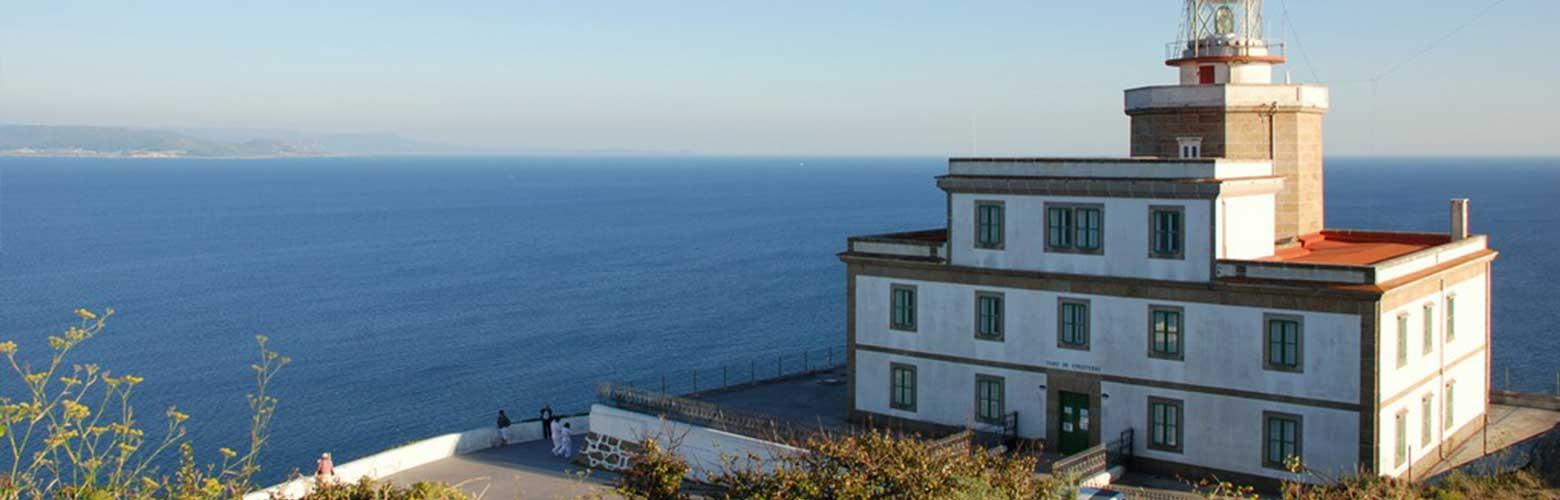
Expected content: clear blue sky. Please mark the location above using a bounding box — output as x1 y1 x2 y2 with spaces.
3 1 1554 156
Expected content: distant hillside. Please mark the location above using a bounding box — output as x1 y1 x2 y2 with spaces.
174 127 463 155
0 125 459 158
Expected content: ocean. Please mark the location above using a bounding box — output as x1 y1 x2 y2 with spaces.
0 155 1554 483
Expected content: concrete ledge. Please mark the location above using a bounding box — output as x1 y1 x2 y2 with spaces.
246 415 588 499
1492 391 1560 412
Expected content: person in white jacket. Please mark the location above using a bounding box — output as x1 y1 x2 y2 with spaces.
550 420 566 456
551 422 574 458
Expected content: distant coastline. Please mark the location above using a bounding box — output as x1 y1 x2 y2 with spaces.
0 148 346 159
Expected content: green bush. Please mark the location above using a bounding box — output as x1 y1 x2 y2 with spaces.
296 476 470 499
616 438 689 500
690 430 1065 500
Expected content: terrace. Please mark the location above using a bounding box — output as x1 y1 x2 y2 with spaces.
1218 231 1494 286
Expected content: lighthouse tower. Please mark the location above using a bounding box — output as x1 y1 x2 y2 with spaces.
1126 0 1328 245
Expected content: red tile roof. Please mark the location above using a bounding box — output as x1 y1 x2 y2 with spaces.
1263 230 1450 266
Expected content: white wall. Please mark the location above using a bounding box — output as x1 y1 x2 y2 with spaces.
1375 271 1489 475
1217 193 1276 259
246 416 589 500
855 350 1046 438
1102 383 1359 483
588 404 805 478
855 275 1362 405
949 194 1214 282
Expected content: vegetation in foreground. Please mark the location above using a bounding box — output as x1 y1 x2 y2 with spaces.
609 423 1560 500
0 309 288 498
0 309 478 500
616 430 1069 500
1190 453 1560 499
291 477 470 500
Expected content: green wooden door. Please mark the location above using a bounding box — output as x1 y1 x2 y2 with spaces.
1058 391 1090 455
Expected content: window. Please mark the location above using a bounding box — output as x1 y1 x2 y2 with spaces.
890 364 916 411
1148 397 1183 453
1444 382 1456 430
1394 411 1408 468
975 292 1004 341
1264 315 1302 372
1149 306 1184 360
1198 65 1216 85
1149 206 1185 259
975 375 1005 424
1423 304 1435 356
1045 204 1103 254
1446 296 1457 342
1263 412 1302 469
1177 137 1203 159
1421 395 1434 447
1058 299 1091 350
1397 313 1409 368
975 201 1004 250
890 285 917 332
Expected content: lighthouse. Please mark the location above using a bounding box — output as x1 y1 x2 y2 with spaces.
1126 0 1328 246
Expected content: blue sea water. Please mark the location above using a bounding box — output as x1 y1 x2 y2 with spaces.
0 155 1554 483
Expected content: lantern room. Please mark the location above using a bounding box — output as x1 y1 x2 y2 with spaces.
1166 0 1285 85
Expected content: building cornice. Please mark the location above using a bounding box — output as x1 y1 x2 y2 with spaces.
935 175 1283 200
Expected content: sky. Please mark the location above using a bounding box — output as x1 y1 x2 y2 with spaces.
2 0 1556 156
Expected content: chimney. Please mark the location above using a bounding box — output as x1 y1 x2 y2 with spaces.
1450 199 1471 241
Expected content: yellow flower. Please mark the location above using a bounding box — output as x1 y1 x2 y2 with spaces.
123 375 144 385
59 376 81 387
74 309 97 320
62 401 90 421
0 341 16 355
165 407 189 423
219 447 237 458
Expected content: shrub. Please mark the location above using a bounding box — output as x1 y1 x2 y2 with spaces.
694 430 1065 500
297 476 470 499
0 309 288 499
616 438 689 500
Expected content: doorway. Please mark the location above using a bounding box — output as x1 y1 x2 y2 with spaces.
1057 391 1091 455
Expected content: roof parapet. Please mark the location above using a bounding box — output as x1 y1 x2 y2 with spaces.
947 157 1272 180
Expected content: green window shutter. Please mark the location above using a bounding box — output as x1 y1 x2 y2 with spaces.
1076 208 1101 250
1048 207 1072 248
1423 304 1435 355
1404 411 1416 464
1266 319 1299 369
1446 297 1456 341
1397 315 1409 368
1445 384 1455 429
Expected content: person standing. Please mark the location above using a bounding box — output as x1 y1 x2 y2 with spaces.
539 405 555 447
496 410 513 445
314 452 336 486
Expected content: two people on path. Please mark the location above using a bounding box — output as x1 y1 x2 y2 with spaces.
550 420 573 458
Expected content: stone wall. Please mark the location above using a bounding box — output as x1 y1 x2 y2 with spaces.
1128 106 1326 244
577 432 644 472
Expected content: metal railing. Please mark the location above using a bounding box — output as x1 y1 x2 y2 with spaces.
1165 39 1285 61
1052 428 1135 480
612 345 846 397
597 382 863 445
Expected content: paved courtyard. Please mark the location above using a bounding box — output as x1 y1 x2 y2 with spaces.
383 439 617 499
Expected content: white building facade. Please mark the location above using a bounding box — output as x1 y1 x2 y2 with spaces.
840 0 1495 487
